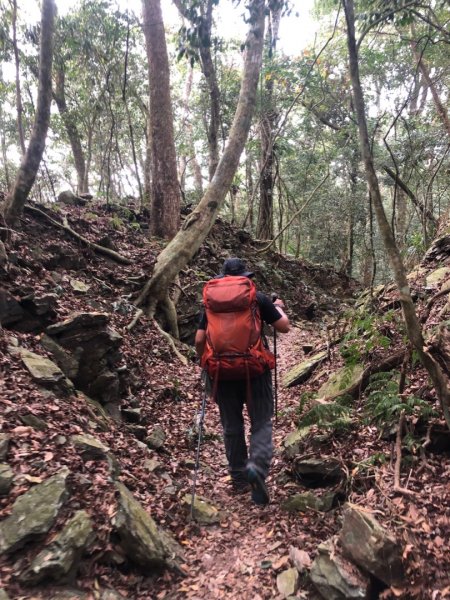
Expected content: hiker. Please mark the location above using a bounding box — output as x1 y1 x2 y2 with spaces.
195 258 289 505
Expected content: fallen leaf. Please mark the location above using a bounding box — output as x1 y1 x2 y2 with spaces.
272 555 290 570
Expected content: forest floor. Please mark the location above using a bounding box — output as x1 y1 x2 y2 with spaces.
0 202 449 599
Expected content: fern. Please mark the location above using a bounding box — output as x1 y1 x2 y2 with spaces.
298 401 352 433
365 371 437 426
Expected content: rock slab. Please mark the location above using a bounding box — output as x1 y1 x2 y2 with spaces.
0 468 69 554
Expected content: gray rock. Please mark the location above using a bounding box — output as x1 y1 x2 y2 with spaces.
145 426 166 450
182 494 221 525
340 503 404 586
20 349 66 386
121 408 142 424
80 393 111 432
21 510 94 584
293 457 344 487
45 313 123 405
310 537 370 600
57 190 87 206
20 414 48 431
0 289 25 326
71 434 109 461
276 567 299 598
0 464 14 495
282 427 311 459
41 334 80 380
281 491 335 513
113 482 181 570
0 435 10 461
283 351 327 388
0 468 69 555
20 293 57 317
0 589 10 600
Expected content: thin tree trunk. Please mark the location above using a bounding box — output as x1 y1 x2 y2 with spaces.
136 0 265 314
410 40 450 137
256 6 281 240
343 0 450 430
10 0 26 156
53 67 89 194
142 0 181 238
4 0 56 226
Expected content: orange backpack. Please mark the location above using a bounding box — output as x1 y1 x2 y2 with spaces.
200 276 275 381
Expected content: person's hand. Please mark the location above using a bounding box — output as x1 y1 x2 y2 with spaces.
274 299 285 309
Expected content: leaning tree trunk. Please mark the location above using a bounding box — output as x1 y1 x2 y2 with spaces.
3 0 56 226
343 0 450 430
136 0 266 318
142 0 181 239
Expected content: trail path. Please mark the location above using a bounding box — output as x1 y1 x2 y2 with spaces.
156 322 334 600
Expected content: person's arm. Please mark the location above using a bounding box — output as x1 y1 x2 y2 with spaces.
195 329 206 358
272 299 290 333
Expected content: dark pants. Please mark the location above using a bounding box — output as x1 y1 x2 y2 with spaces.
212 370 274 482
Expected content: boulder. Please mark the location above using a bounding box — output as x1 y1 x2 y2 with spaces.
276 567 299 598
317 364 364 400
81 394 111 432
45 312 123 404
310 537 371 600
282 427 311 459
113 482 181 570
145 426 166 450
183 494 221 525
70 279 91 293
283 351 327 388
20 414 48 431
281 491 335 513
0 468 69 554
0 434 10 461
339 504 404 586
71 434 109 461
57 190 87 206
293 457 344 487
0 464 14 495
19 293 57 318
20 510 94 584
121 408 142 424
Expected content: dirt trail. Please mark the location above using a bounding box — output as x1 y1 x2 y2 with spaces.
158 322 331 600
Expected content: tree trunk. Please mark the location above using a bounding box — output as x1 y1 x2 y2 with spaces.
142 0 181 239
136 0 265 313
343 0 450 430
10 0 26 156
256 6 281 241
174 0 221 181
3 0 56 226
53 67 89 194
410 40 450 138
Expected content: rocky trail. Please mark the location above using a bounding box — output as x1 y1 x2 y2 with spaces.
0 200 449 599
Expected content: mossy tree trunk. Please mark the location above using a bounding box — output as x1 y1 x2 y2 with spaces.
343 0 450 430
136 0 266 324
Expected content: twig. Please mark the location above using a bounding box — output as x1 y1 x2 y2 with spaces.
393 410 415 497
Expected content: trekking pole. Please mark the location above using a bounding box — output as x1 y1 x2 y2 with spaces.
271 293 279 425
191 388 208 519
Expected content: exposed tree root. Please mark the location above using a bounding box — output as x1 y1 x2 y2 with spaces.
25 204 133 265
153 319 188 366
393 410 415 497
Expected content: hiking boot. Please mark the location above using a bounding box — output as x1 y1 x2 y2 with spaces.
230 479 251 495
246 465 269 506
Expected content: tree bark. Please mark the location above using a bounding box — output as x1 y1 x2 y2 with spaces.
174 0 221 181
53 66 89 194
142 0 181 238
3 0 56 226
410 40 450 138
10 0 26 156
256 5 281 240
136 0 266 313
343 0 450 430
